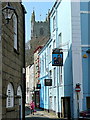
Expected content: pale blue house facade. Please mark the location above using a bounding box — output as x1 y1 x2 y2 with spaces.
39 0 90 119
80 2 90 110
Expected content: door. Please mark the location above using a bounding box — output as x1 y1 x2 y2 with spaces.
86 97 90 109
49 96 52 110
61 97 71 118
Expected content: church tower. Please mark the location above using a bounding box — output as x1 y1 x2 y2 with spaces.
26 10 50 66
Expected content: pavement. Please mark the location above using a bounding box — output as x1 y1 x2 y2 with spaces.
25 104 82 120
25 104 64 119
25 104 58 118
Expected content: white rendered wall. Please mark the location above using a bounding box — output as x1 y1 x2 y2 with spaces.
71 1 83 118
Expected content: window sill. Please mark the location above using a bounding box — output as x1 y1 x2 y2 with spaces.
14 48 19 55
6 107 15 112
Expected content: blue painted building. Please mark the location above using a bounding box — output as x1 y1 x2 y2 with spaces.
39 0 90 119
80 1 90 111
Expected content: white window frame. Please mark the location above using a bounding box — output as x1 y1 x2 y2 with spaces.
13 13 18 50
54 96 56 111
53 16 56 31
42 56 44 73
45 53 46 70
54 67 56 86
53 40 56 49
49 70 52 79
6 83 14 108
60 67 63 84
49 45 52 61
58 33 62 46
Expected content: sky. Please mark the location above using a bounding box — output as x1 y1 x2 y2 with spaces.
22 2 54 43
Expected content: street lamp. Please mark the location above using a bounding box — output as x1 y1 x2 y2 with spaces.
2 2 15 24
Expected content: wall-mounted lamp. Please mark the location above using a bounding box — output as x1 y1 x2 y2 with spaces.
2 2 15 24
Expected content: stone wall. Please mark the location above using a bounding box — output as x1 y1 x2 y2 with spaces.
29 36 49 65
1 2 25 119
0 2 2 120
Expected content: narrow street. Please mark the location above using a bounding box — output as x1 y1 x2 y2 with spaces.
25 106 66 120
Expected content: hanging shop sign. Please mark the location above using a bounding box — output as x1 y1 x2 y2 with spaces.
44 79 52 86
37 84 41 89
52 48 63 66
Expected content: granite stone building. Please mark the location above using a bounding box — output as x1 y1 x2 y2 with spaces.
0 2 26 120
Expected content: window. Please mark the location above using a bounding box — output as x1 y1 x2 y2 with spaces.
58 33 62 46
13 14 18 50
54 96 56 111
17 86 22 97
49 45 52 61
45 53 46 70
53 40 55 49
53 16 56 31
50 96 52 110
6 83 14 108
42 56 44 73
40 27 44 35
40 58 41 73
60 67 63 84
49 70 52 79
54 67 56 86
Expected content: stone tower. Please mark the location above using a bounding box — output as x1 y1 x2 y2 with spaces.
31 10 50 39
26 10 50 66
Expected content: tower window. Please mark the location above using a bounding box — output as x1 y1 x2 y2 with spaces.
40 28 44 35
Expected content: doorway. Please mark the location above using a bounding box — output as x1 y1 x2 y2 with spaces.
86 97 90 109
61 97 71 118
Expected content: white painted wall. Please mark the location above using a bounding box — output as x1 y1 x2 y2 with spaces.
71 1 83 118
26 64 34 104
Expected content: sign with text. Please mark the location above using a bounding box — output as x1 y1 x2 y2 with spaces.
44 79 52 86
52 49 63 66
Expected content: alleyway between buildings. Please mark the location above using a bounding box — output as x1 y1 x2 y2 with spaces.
25 105 67 120
25 105 85 120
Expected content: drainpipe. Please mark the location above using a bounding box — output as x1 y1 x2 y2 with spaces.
21 4 27 120
0 2 2 120
55 7 60 117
